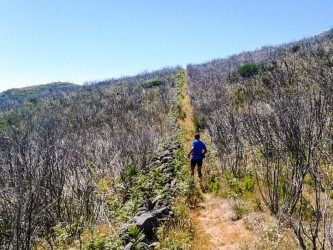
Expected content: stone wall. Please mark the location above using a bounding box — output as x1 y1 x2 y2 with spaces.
120 140 181 250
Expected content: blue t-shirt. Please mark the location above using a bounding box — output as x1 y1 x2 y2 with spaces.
190 139 206 160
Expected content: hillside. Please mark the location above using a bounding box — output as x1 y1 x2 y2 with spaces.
0 68 186 249
187 29 333 249
0 29 332 249
0 82 78 108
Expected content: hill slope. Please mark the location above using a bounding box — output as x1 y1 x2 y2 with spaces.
0 29 332 249
187 29 333 249
0 82 78 108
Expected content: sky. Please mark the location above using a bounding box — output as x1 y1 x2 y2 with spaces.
0 0 332 92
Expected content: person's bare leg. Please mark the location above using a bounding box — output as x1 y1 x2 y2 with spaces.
197 162 204 189
190 161 195 177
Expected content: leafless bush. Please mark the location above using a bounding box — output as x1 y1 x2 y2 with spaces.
0 68 180 248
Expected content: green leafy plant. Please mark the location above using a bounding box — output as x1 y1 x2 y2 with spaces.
208 176 221 194
86 233 122 250
185 177 203 207
230 87 247 107
226 176 242 195
127 225 144 243
290 44 300 53
253 196 262 211
121 164 138 183
238 63 260 78
303 175 315 187
231 201 249 220
192 115 201 132
52 220 85 250
243 176 255 192
176 103 186 120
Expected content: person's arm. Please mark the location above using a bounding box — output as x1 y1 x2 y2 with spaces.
203 146 207 154
188 146 194 158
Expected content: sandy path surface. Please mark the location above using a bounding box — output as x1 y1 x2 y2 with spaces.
190 193 257 250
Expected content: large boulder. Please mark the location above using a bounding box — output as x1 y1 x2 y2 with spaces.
134 212 158 237
151 195 162 209
151 206 171 218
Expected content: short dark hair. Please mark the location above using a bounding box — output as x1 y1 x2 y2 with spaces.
194 133 200 139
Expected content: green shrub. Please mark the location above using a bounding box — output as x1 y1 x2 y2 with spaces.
86 234 122 250
176 103 186 120
230 87 247 107
238 63 260 78
208 176 221 194
304 175 315 187
52 219 85 249
224 170 234 182
290 44 300 53
229 180 242 195
192 115 201 132
174 147 185 172
185 177 203 207
253 197 262 211
142 77 163 88
121 164 138 183
222 171 256 197
260 75 270 86
231 201 249 220
243 176 255 192
127 225 144 243
224 172 242 195
279 175 287 198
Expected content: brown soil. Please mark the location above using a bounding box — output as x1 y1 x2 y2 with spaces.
190 194 256 250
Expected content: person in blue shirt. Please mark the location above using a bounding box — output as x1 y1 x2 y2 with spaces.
187 133 207 181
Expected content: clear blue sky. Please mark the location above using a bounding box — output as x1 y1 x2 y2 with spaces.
0 0 332 92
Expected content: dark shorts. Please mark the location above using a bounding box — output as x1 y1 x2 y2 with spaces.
190 158 203 167
190 159 203 178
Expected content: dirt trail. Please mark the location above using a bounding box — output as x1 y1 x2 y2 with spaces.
191 194 258 250
178 72 258 249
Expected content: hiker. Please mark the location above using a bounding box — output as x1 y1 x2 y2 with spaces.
188 133 207 181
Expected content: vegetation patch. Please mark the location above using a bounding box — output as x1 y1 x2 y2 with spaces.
238 63 260 78
142 77 164 88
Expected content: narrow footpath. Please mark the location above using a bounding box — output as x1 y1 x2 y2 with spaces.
177 71 258 250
